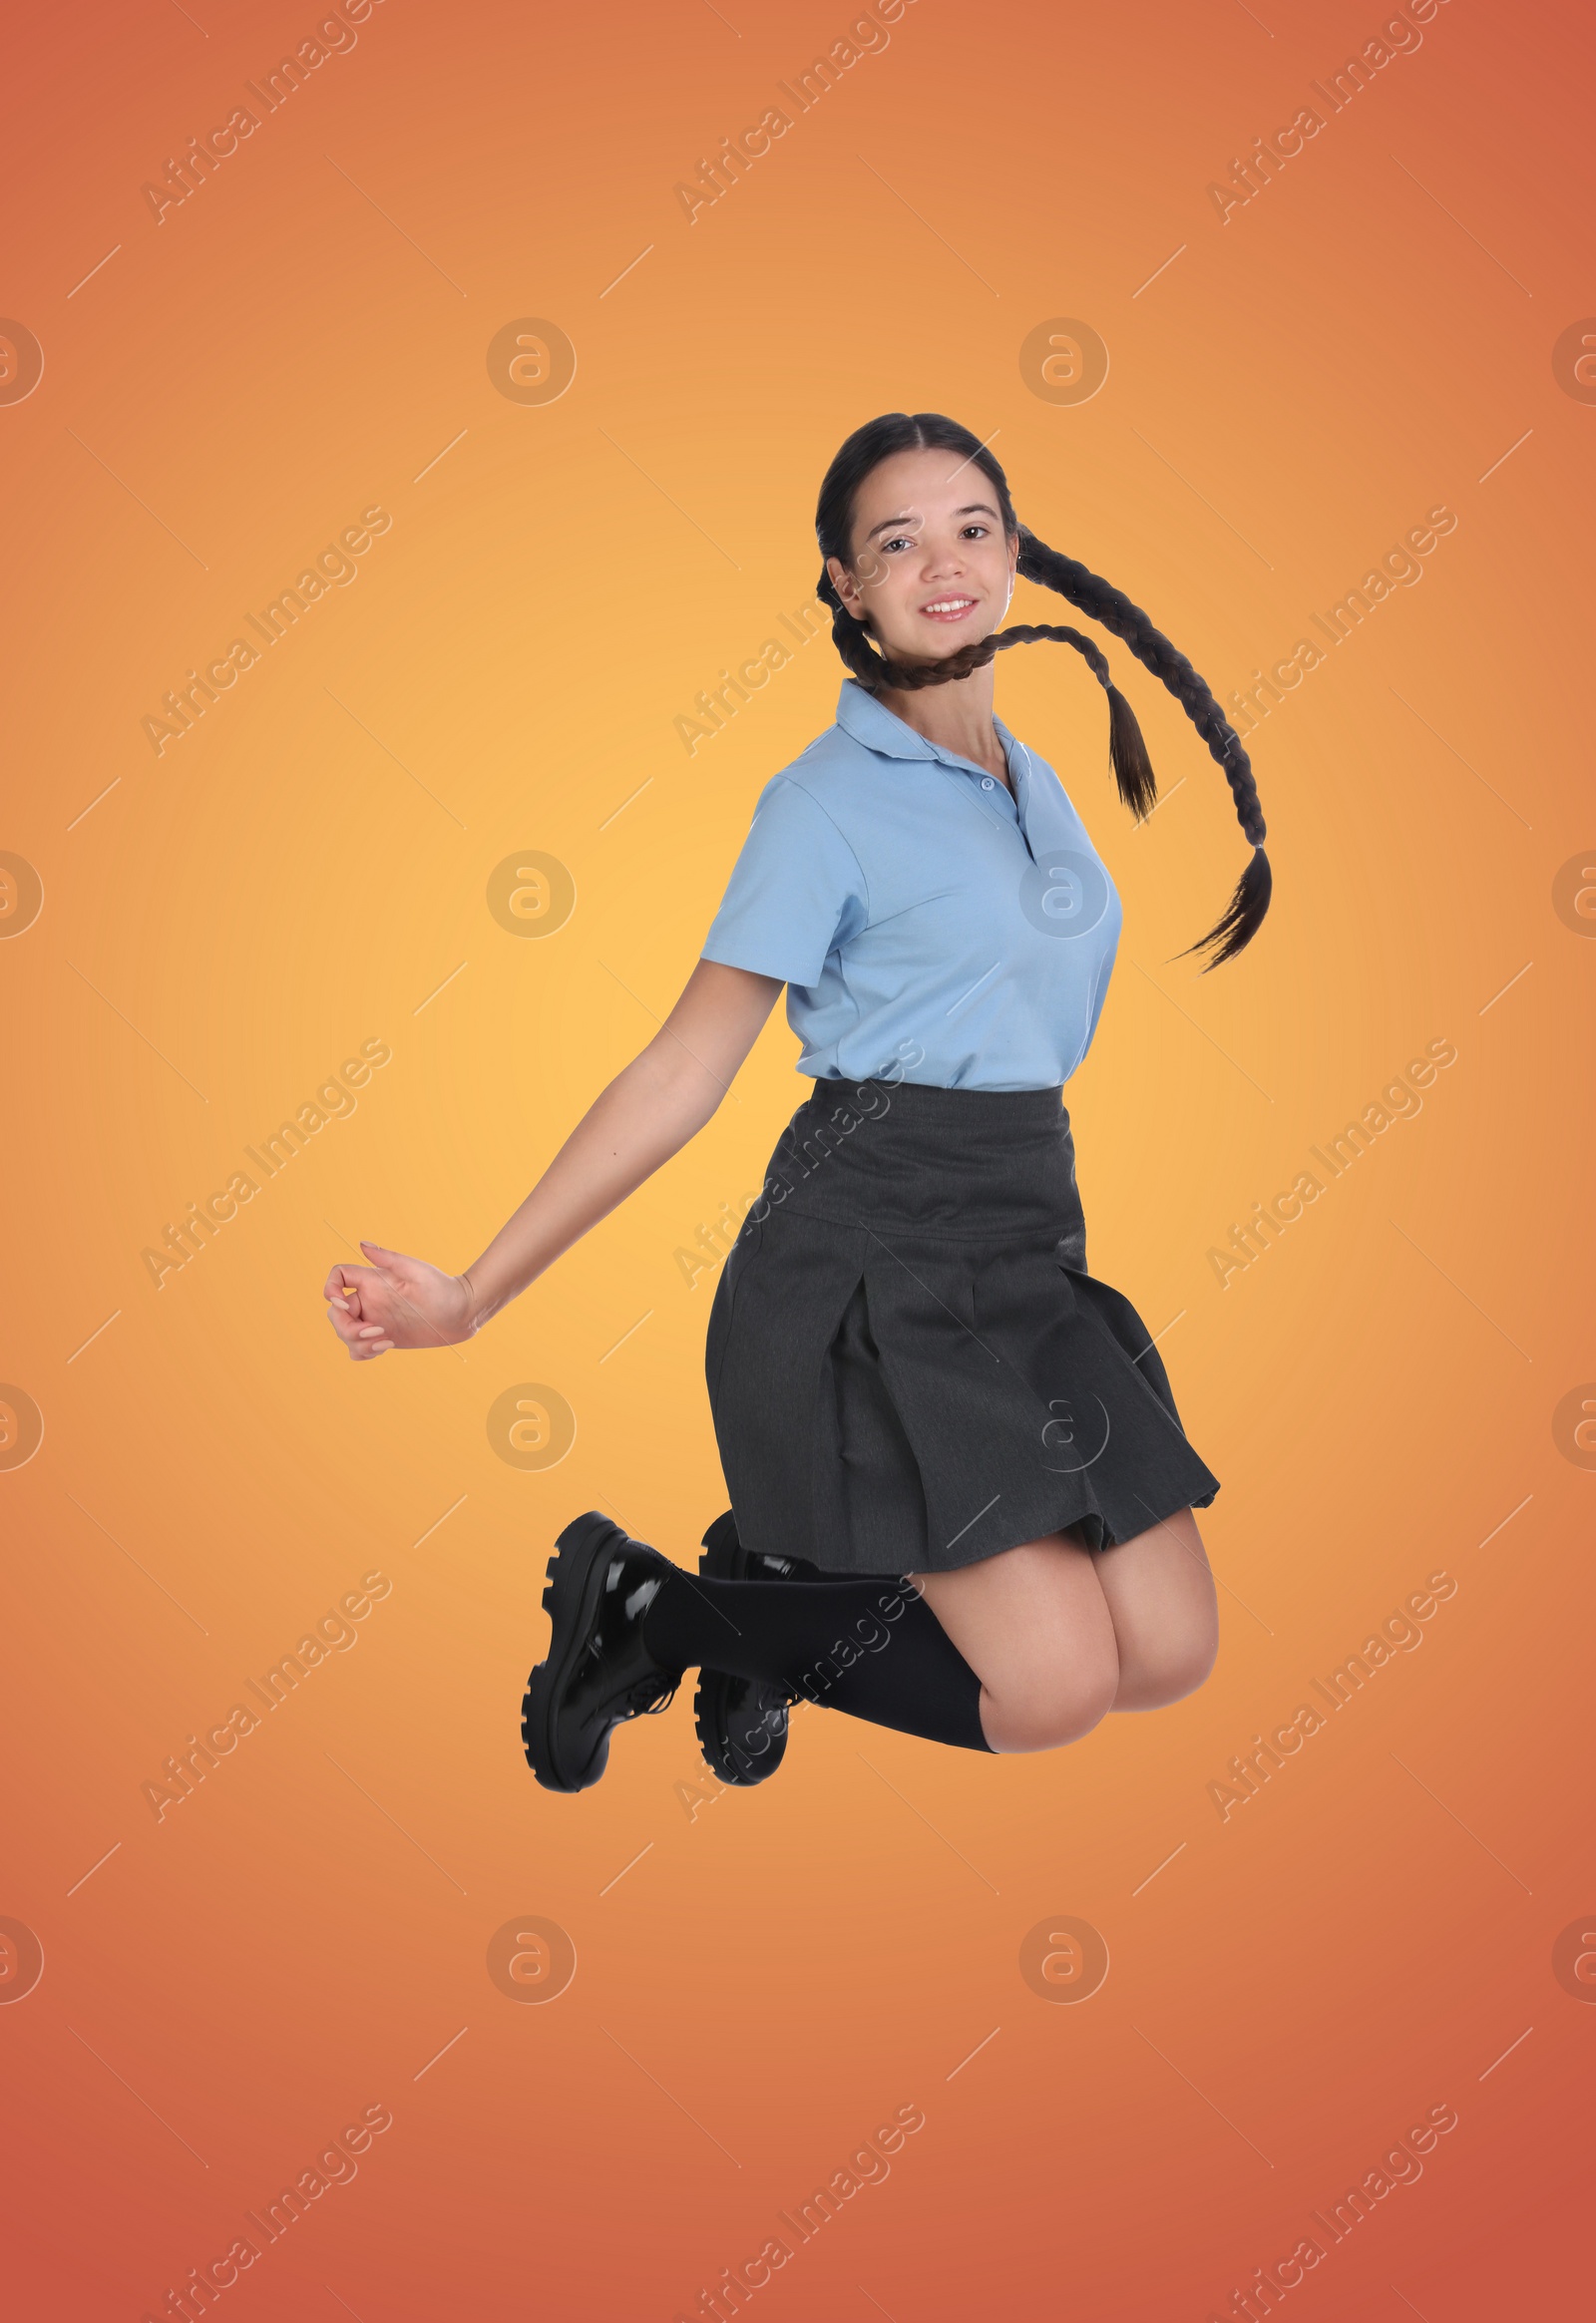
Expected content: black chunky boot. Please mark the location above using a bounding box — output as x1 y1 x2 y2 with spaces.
692 1509 827 1786
522 1513 685 1792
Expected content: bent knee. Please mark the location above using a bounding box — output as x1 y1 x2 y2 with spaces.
985 1663 1119 1752
1117 1626 1219 1711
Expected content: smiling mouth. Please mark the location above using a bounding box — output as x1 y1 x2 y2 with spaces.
919 595 979 622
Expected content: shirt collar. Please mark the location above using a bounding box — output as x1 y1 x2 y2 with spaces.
835 677 1020 778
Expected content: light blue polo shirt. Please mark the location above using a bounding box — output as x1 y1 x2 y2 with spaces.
700 679 1122 1092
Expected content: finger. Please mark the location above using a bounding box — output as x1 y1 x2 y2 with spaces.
357 1326 387 1340
323 1263 375 1297
327 1305 370 1346
325 1263 380 1305
359 1241 407 1277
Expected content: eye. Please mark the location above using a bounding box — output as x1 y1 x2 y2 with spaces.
879 534 915 555
962 524 991 540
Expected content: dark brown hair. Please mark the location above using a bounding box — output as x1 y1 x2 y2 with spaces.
815 411 1270 967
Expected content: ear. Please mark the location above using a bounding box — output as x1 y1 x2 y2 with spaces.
1001 528 1019 613
825 554 869 621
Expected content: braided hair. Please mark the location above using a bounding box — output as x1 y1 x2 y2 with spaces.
815 412 1270 968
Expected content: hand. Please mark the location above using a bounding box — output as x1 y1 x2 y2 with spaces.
323 1242 477 1360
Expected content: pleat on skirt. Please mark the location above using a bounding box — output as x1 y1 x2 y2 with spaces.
705 1077 1219 1576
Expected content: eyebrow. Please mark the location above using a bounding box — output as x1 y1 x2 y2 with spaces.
862 502 1000 543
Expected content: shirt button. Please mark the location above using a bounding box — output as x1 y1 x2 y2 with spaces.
982 777 996 790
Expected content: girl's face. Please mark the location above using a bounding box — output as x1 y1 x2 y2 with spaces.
827 446 1019 668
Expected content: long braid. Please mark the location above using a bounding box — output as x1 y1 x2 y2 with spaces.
817 501 1271 968
1015 528 1269 966
820 573 890 694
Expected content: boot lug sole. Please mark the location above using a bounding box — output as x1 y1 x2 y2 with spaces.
522 1511 630 1792
693 1513 790 1787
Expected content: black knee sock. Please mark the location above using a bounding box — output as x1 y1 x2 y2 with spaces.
642 1569 993 1753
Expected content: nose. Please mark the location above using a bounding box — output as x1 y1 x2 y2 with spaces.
918 538 967 580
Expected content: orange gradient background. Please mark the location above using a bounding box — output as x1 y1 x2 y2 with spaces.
3 1 1593 2316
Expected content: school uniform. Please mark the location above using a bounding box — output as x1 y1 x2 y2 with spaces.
699 678 1219 1576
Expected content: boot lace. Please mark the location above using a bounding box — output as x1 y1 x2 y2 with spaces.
622 1671 681 1719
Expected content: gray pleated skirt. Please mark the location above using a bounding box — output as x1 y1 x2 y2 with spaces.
705 1076 1220 1576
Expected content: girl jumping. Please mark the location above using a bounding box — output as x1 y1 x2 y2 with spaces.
322 411 1269 1794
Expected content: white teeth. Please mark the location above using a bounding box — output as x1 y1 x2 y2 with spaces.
924 598 973 612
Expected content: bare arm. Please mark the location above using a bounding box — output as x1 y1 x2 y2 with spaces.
322 960 783 1359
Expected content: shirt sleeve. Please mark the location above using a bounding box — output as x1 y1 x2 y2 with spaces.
699 776 868 987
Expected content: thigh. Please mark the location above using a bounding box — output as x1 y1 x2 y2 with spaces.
910 1532 1118 1700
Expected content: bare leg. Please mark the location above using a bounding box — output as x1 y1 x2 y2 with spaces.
911 1507 1218 1751
911 1532 1120 1753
